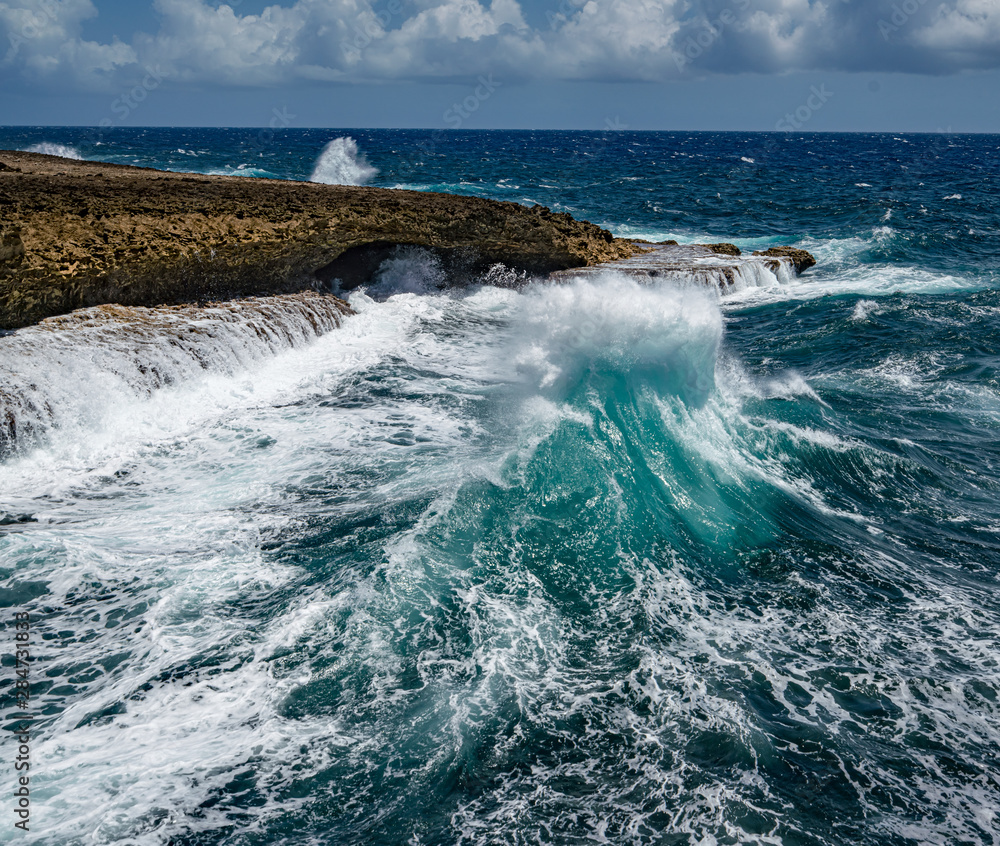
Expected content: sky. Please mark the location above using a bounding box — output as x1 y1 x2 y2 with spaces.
1 0 999 130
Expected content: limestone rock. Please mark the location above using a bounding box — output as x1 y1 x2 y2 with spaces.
0 150 639 329
0 229 25 267
699 242 742 256
752 246 816 274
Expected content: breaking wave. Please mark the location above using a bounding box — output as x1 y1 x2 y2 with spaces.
309 136 378 185
0 293 351 460
1 128 999 846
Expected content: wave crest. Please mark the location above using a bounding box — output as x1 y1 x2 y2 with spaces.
514 273 723 406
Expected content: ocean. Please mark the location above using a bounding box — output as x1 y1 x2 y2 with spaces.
1 128 998 845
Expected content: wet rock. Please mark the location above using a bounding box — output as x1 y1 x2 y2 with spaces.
753 246 816 274
699 242 742 256
550 241 816 290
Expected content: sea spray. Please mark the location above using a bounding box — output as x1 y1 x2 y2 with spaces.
368 247 448 297
309 137 378 185
514 273 723 405
1 128 999 846
0 293 351 459
23 142 83 159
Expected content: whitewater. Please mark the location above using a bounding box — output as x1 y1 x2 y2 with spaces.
1 129 999 845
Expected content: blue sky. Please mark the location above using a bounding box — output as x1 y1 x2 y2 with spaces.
2 0 999 130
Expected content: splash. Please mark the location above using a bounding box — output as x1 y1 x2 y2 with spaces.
367 247 448 297
513 272 723 405
24 142 83 159
309 137 378 185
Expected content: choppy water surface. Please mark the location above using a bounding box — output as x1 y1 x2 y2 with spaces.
1 130 999 845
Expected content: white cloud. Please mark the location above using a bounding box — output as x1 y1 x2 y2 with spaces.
541 0 685 81
136 0 307 84
0 0 135 86
2 0 1000 90
912 0 1000 64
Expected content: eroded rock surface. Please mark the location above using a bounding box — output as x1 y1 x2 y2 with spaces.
0 150 637 329
0 230 24 268
752 246 817 274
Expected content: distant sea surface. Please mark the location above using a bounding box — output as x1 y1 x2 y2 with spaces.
1 128 999 845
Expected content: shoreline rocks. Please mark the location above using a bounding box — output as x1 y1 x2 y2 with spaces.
0 150 816 330
549 241 813 293
0 151 636 329
752 246 817 274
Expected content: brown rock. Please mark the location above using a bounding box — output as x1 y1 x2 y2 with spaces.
698 242 742 256
0 229 25 267
0 150 640 329
752 246 816 274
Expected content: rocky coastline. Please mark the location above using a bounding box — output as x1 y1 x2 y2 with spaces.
0 150 814 330
0 150 637 329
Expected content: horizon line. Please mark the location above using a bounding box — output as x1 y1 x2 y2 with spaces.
2 125 996 135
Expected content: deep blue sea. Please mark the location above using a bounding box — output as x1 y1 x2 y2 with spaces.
1 128 999 845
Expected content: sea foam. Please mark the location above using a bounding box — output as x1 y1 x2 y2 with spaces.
0 294 350 461
513 272 723 406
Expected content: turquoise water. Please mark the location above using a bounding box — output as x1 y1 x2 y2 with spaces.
1 130 999 845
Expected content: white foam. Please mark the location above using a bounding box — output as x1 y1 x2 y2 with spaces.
309 136 378 185
862 352 943 393
0 295 349 468
719 357 829 407
512 272 723 405
724 260 982 308
24 142 83 159
851 298 879 321
205 165 273 178
6 271 998 845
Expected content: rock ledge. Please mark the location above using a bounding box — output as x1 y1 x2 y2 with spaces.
0 150 637 329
